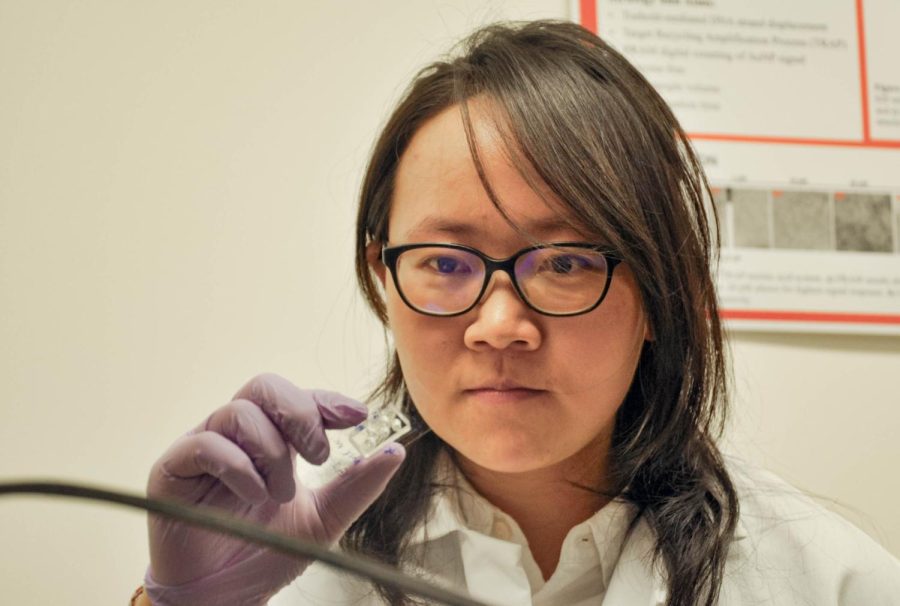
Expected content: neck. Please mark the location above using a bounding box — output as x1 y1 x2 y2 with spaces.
455 438 613 581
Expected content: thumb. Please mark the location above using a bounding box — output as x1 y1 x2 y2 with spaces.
311 444 406 544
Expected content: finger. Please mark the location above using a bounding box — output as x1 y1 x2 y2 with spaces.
311 443 406 544
149 431 268 505
203 399 296 503
233 374 367 465
310 389 368 429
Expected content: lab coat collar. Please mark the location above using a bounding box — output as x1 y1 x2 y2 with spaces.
407 453 499 545
406 453 749 606
407 454 640 602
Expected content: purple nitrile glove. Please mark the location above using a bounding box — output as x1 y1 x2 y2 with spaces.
144 373 405 606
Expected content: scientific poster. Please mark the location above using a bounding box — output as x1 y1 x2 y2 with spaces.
575 0 900 334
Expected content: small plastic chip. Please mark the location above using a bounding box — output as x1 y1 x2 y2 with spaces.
348 408 413 457
318 405 429 483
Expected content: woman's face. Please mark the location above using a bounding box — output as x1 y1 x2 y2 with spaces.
371 102 650 477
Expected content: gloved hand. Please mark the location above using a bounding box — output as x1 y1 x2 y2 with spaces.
144 373 405 606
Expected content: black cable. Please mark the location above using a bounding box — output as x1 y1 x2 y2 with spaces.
0 480 488 606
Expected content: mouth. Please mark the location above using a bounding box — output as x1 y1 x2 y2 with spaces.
463 382 546 403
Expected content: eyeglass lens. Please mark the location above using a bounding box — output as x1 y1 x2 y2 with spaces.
393 246 610 315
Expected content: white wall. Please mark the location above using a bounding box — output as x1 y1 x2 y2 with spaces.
0 2 896 604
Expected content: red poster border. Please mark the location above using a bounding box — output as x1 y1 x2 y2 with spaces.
579 0 900 328
721 310 900 325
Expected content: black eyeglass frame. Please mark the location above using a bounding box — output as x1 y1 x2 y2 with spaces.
381 242 622 318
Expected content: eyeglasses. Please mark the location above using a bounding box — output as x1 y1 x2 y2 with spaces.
381 242 621 317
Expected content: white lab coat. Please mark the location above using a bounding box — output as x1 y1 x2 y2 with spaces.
271 458 900 605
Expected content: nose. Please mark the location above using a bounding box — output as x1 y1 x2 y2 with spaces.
463 272 542 352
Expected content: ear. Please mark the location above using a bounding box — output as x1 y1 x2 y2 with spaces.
643 314 655 342
366 241 386 286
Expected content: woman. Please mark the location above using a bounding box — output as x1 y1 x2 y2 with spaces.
137 20 900 606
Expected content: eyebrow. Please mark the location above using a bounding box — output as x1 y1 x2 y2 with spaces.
405 215 583 240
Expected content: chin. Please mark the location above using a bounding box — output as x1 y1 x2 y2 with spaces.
453 438 564 474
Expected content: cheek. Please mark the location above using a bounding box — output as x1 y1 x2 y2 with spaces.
547 299 646 397
386 290 461 388
385 294 474 449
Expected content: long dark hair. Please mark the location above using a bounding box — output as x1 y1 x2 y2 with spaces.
344 20 738 606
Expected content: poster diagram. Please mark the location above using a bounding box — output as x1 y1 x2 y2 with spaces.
576 0 900 334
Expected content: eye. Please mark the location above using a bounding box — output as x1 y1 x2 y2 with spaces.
542 253 593 274
425 255 473 275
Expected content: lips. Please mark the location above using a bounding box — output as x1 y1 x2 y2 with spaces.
466 380 541 391
463 381 546 403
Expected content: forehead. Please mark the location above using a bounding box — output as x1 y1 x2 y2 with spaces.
389 102 586 247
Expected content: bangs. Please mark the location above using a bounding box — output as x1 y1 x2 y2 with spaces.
454 94 612 249
449 24 686 266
